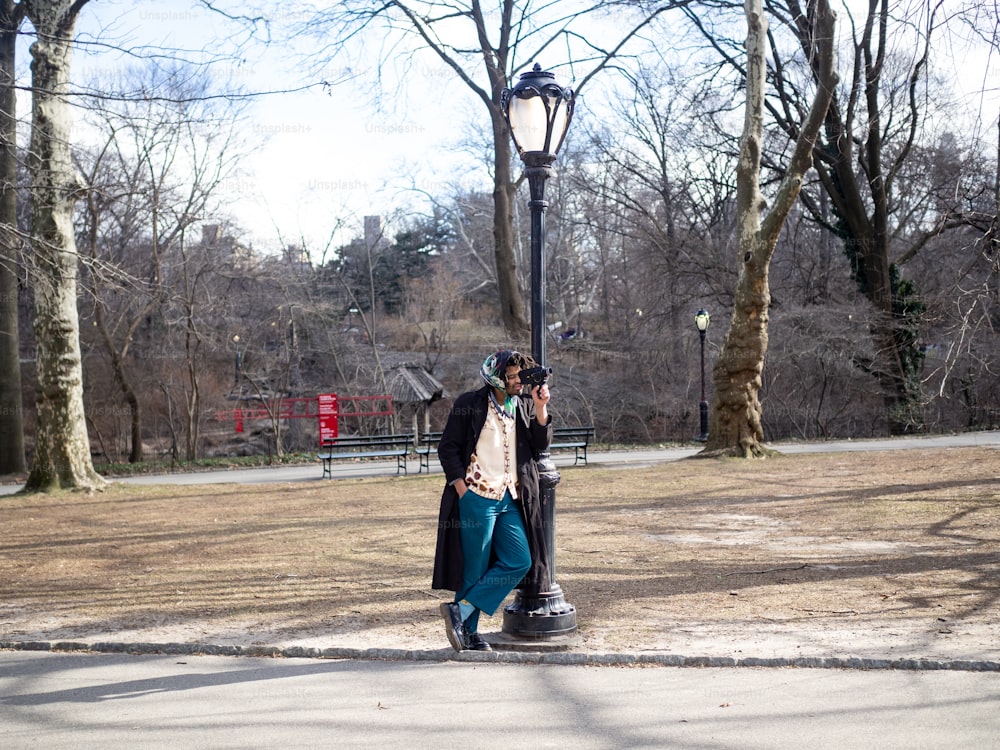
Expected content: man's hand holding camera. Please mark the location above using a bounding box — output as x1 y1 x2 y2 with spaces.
520 366 552 424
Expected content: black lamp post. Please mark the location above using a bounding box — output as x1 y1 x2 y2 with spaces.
695 309 710 442
500 63 577 639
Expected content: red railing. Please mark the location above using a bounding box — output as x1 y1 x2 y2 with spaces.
214 394 394 441
213 395 393 422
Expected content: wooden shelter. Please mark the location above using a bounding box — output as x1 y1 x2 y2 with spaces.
386 364 445 440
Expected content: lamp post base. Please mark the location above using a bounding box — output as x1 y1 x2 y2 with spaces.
502 583 578 637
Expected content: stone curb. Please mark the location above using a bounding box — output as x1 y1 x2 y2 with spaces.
2 640 997 672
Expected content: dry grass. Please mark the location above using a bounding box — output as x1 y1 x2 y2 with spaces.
2 447 998 660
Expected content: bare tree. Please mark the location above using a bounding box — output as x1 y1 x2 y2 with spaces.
675 0 997 440
76 63 252 463
571 61 741 340
703 0 837 456
761 0 990 434
165 229 243 461
304 0 686 336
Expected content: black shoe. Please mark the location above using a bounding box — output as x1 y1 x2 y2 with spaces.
440 602 466 652
464 631 492 652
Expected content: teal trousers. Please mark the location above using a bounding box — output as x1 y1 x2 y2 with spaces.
456 489 531 628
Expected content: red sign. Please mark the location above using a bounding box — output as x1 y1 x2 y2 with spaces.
318 393 339 444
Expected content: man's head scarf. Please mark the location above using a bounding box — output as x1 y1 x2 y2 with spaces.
480 349 518 391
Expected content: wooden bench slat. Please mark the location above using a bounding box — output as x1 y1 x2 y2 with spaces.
319 449 408 459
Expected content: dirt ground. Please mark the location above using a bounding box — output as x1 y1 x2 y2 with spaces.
1 446 998 662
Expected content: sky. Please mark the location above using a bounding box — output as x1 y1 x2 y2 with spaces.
57 0 479 257
14 0 1000 259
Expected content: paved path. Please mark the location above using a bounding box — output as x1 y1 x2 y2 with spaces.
2 651 998 749
4 429 997 494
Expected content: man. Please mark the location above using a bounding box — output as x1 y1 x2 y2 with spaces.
432 349 553 652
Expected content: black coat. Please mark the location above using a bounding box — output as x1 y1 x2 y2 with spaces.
431 385 553 592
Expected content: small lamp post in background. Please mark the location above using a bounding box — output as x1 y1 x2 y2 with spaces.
499 63 577 639
232 334 242 388
695 309 710 442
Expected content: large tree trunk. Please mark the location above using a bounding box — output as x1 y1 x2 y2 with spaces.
705 0 837 457
0 0 25 475
483 1 528 336
23 0 102 491
820 102 924 434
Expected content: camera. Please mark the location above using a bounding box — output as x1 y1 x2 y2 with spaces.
518 366 552 389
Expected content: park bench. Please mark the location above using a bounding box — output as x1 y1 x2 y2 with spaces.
318 433 413 478
550 425 595 465
415 431 443 474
